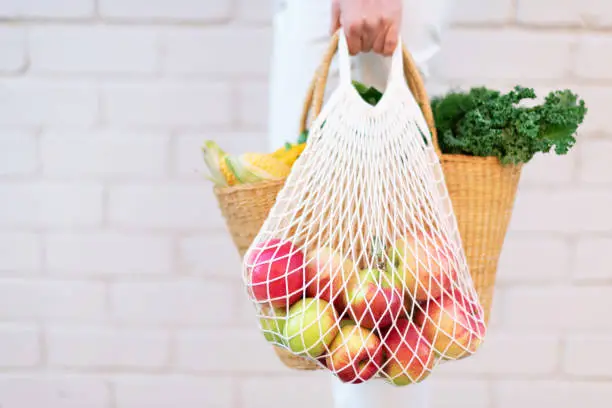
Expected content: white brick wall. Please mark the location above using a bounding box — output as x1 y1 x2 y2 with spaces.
0 0 610 407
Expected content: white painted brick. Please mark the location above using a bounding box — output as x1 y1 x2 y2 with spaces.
0 27 25 72
0 279 105 320
0 375 109 408
240 371 334 408
563 335 612 376
99 0 231 21
0 324 40 367
449 0 514 24
436 330 559 375
0 0 94 18
496 235 571 283
107 184 224 230
487 288 504 328
40 131 169 178
47 327 169 369
517 0 612 28
574 237 612 281
236 284 260 328
0 233 41 272
574 35 612 79
0 79 98 126
579 140 612 183
236 0 273 23
493 380 612 408
0 183 103 228
176 328 290 373
161 27 271 76
509 188 612 233
568 86 612 134
433 29 574 80
238 82 268 128
29 26 158 74
103 82 231 127
520 150 577 186
177 234 241 277
110 280 236 326
502 286 612 331
46 233 173 276
0 132 38 175
174 132 268 178
113 375 235 408
240 372 335 408
430 379 490 408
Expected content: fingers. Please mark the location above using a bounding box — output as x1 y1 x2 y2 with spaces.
332 0 401 56
362 17 382 53
330 0 341 35
382 24 399 57
346 22 363 56
372 21 389 55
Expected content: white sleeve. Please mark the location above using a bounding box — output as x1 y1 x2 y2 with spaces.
400 0 454 78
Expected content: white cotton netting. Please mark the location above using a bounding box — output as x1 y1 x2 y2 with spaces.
242 32 486 386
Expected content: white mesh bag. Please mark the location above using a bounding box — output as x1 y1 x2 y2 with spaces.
243 30 486 386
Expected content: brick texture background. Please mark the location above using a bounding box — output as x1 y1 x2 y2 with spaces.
0 0 609 407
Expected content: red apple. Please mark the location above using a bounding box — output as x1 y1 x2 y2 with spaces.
305 246 356 309
414 289 486 360
246 239 306 309
344 268 404 330
382 319 435 385
326 323 383 384
387 231 458 302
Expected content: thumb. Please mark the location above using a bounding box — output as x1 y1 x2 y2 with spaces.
330 0 341 35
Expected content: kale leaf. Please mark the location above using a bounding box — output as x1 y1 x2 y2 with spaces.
430 86 587 164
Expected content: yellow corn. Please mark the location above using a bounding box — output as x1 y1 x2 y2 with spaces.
272 143 306 167
239 152 291 180
201 140 237 186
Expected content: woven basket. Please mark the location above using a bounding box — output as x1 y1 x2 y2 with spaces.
213 33 522 371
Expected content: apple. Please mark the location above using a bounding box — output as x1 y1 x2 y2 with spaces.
246 239 306 309
387 231 457 302
344 268 404 330
284 297 339 358
258 305 287 344
326 323 383 384
414 289 486 360
382 319 435 385
305 246 356 308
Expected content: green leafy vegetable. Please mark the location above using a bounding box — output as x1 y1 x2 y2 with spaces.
297 130 308 144
351 81 587 165
353 80 383 106
430 86 587 164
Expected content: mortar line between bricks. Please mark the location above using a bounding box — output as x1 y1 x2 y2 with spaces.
10 72 271 81
485 378 495 408
0 17 270 28
107 381 117 408
449 21 612 33
233 376 243 408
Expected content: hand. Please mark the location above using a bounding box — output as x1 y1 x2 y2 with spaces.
330 0 402 56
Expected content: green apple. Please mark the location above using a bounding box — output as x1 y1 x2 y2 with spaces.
259 306 287 344
284 297 339 358
386 232 456 302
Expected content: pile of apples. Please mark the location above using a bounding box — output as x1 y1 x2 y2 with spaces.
244 232 486 386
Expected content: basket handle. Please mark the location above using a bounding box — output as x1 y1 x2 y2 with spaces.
298 30 442 158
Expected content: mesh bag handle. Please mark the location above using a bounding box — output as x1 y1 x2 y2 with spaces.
298 31 442 159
